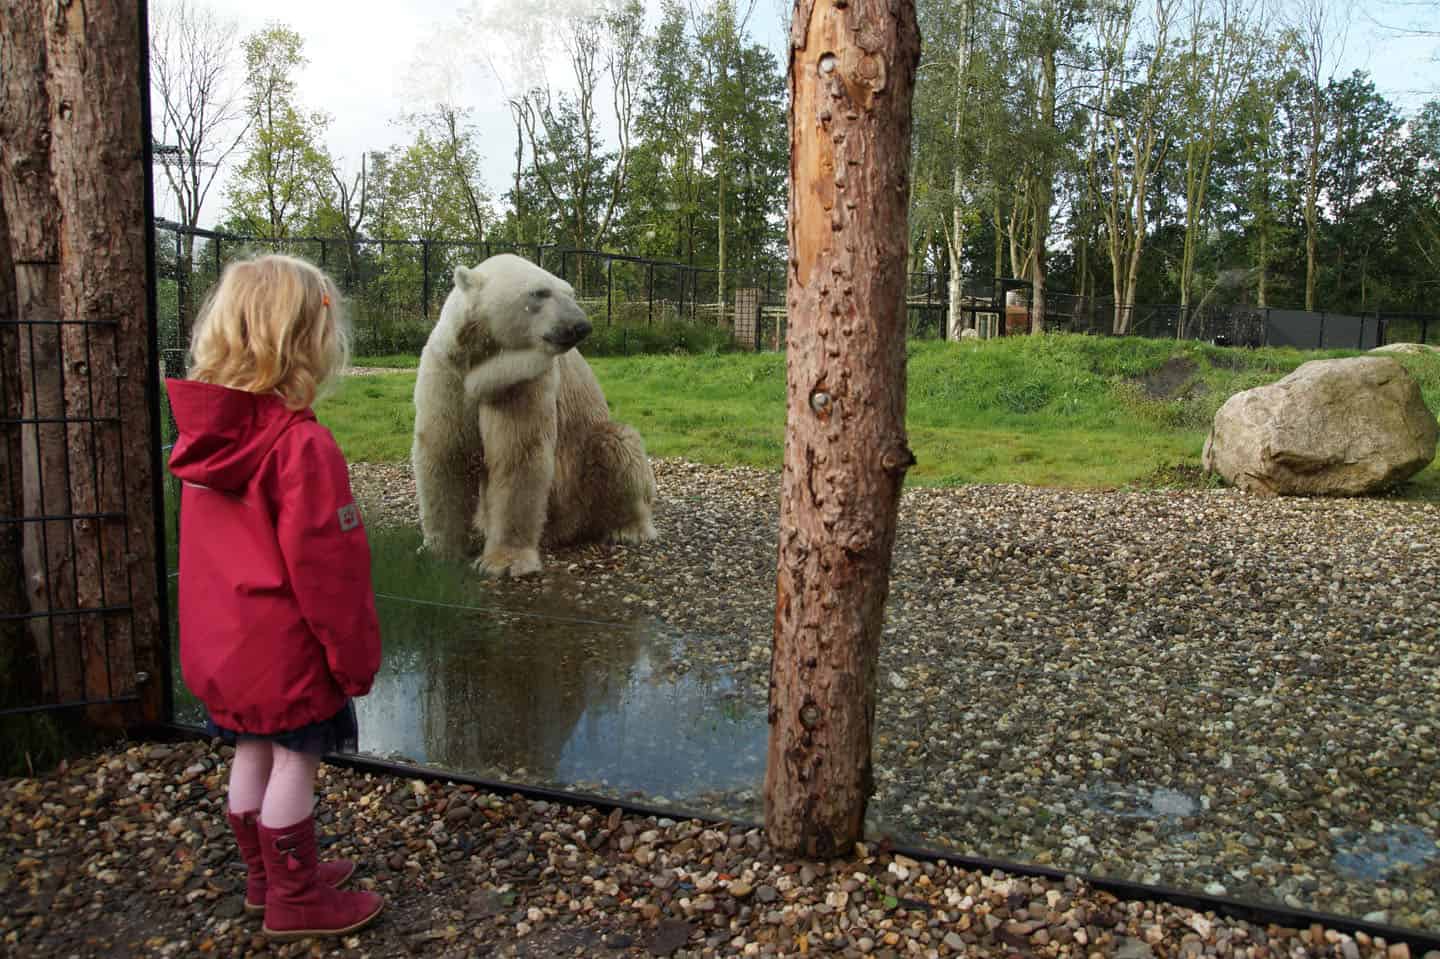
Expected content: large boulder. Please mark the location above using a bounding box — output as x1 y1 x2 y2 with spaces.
1371 342 1439 355
1202 356 1438 496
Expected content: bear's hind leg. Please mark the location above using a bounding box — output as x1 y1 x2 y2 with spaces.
587 422 658 545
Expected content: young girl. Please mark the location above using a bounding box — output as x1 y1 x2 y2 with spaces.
165 254 384 940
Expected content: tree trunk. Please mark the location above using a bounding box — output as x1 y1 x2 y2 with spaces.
765 0 918 858
946 0 972 340
49 0 160 717
1304 87 1322 312
1304 200 1318 311
0 0 165 721
1257 225 1268 308
0 189 39 700
992 197 1003 282
946 213 965 339
1030 46 1055 336
0 0 77 704
717 137 728 323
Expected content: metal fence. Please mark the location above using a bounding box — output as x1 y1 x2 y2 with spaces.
153 222 1440 358
986 287 1436 350
154 221 960 358
1 288 153 716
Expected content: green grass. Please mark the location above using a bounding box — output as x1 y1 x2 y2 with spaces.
333 335 1440 497
319 372 418 463
353 353 425 369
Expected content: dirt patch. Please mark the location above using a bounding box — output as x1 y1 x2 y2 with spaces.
1133 355 1201 399
1128 462 1216 490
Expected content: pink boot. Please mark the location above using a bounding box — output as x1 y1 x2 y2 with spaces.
227 810 356 916
258 815 383 939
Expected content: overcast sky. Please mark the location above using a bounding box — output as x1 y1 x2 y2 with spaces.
152 0 1438 228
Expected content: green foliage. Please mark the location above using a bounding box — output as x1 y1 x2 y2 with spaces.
224 26 330 238
577 321 737 358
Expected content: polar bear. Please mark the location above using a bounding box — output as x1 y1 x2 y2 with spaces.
412 254 657 577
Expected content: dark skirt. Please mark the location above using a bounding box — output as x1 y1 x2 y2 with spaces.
206 699 359 756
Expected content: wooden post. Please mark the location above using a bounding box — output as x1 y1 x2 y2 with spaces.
48 0 165 723
764 0 919 857
1 0 78 704
1 0 165 722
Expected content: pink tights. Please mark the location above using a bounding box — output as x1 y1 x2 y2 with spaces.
227 739 322 828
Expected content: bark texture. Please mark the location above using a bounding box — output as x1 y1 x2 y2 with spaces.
765 0 919 858
1 0 76 702
0 1 164 720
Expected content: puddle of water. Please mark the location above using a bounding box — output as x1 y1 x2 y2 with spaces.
1332 824 1439 881
169 526 771 810
1084 783 1200 820
361 597 768 803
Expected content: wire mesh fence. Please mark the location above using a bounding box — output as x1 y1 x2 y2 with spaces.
153 222 1440 359
2 293 150 715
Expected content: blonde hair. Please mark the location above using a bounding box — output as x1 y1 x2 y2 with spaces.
187 253 350 410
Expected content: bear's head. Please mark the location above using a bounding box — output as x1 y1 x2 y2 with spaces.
452 254 593 358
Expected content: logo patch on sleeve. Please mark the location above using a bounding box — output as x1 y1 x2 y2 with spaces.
337 503 362 531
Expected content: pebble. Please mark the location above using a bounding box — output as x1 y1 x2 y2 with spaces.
14 735 1438 958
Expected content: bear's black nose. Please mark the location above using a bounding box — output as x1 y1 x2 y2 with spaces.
545 320 594 349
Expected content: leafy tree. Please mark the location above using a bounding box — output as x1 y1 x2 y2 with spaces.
224 25 329 239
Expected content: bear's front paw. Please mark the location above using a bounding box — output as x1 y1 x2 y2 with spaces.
418 537 467 561
473 547 543 579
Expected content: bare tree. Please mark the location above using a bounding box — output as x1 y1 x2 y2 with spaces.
1097 0 1180 334
519 2 643 264
1288 0 1350 311
765 0 919 856
945 0 977 338
150 0 249 300
1177 0 1257 334
314 153 368 284
436 107 491 241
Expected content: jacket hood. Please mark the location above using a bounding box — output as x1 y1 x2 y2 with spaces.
166 379 315 492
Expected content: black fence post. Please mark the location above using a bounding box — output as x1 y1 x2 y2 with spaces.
1423 315 1431 345
1263 307 1271 347
647 263 654 326
422 240 432 320
174 228 185 345
1317 311 1326 350
606 256 613 326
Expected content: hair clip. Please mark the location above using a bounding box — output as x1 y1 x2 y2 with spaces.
321 293 331 308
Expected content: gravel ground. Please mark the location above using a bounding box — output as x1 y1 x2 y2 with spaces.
4 738 1439 959
7 457 1436 957
347 459 1440 933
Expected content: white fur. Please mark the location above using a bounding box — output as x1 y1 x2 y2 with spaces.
412 254 657 578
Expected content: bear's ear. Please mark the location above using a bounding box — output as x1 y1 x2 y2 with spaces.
454 265 482 293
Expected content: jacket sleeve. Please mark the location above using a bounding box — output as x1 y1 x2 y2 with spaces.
271 424 383 697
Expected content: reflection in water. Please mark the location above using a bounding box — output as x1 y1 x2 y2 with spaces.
1333 825 1439 882
360 595 767 806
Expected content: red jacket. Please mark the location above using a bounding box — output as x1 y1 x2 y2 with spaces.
166 379 382 735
